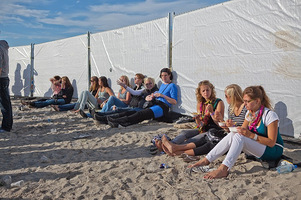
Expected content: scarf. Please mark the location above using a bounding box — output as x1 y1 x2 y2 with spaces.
247 105 264 133
196 99 213 132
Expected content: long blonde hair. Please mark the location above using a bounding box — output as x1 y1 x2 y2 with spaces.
225 84 243 114
120 75 130 90
196 80 216 103
243 86 272 110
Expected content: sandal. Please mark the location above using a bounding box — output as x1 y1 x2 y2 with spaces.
179 153 188 158
183 155 200 163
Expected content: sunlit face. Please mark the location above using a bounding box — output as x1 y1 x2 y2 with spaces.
134 76 143 85
200 85 212 100
144 80 154 90
225 92 231 105
119 77 126 83
243 94 259 111
160 72 171 83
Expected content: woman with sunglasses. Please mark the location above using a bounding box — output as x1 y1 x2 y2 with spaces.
189 86 283 179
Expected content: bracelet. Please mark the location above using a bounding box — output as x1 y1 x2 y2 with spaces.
253 134 258 141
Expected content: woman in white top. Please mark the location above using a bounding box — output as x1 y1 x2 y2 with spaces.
189 85 284 179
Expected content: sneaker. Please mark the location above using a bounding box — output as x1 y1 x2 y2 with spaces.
175 116 194 124
107 117 119 128
79 110 88 118
0 129 8 133
89 108 96 119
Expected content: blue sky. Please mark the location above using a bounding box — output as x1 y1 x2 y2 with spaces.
0 0 230 47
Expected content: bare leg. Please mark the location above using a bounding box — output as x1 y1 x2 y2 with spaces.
203 164 229 179
188 157 210 168
162 135 196 154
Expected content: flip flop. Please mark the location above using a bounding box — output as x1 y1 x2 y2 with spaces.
183 156 200 163
149 145 158 152
179 153 188 158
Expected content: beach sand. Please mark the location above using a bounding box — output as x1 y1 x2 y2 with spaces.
0 99 300 199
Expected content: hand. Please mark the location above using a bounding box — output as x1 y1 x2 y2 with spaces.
117 79 127 88
226 119 235 127
211 110 222 122
153 92 162 98
62 95 67 98
237 127 252 138
145 95 153 101
205 104 213 115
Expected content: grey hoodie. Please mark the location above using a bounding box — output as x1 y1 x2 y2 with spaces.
0 40 9 77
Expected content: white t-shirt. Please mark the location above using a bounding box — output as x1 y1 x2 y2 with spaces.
245 107 279 127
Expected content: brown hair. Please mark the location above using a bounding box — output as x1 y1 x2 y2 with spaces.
243 86 272 109
196 80 216 103
61 76 72 88
160 68 173 80
135 73 145 81
53 75 61 81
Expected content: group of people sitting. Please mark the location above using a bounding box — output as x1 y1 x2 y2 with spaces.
20 68 284 179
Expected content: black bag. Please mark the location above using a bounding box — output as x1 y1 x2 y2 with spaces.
143 100 156 109
205 128 227 144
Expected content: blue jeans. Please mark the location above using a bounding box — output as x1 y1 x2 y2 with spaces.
58 103 76 111
33 98 65 108
100 96 128 113
0 77 13 131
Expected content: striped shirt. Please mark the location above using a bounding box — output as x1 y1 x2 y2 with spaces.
228 106 247 126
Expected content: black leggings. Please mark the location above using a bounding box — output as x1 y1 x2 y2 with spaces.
192 137 216 156
125 108 155 125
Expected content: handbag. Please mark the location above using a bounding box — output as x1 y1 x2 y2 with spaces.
143 100 156 109
205 128 227 144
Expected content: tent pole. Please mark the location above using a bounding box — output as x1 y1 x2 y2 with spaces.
30 43 35 97
87 31 91 90
167 12 174 71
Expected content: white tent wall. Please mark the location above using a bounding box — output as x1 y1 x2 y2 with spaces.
172 0 301 138
33 34 88 98
8 45 32 97
90 17 169 94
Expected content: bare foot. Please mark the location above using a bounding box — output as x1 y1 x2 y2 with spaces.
74 109 80 113
188 157 210 168
203 164 229 179
155 140 163 152
162 135 176 154
162 143 176 156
